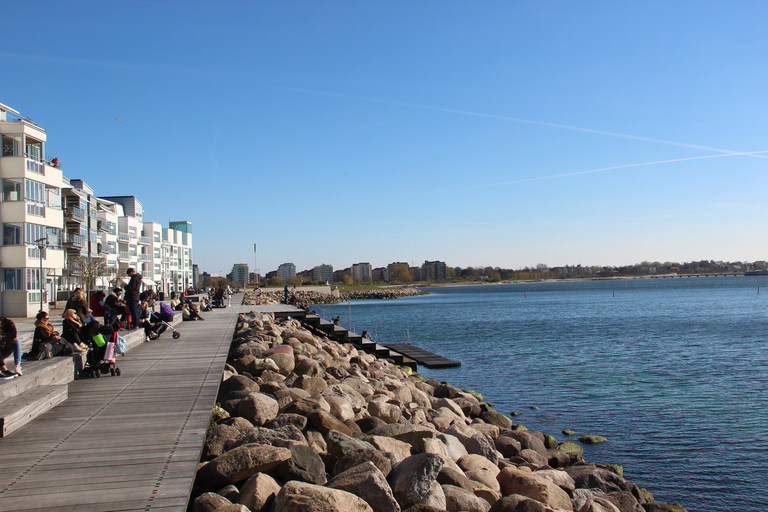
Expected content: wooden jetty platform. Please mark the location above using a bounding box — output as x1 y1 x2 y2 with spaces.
382 343 461 369
0 298 243 511
302 312 459 370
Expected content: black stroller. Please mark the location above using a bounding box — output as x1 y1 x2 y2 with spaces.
147 312 181 340
80 327 122 378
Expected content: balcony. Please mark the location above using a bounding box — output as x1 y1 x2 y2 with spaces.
118 233 130 242
139 254 152 262
63 206 86 223
118 251 130 262
138 236 151 245
62 232 85 248
98 220 116 233
101 245 117 255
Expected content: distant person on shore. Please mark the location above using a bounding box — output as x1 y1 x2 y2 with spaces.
0 317 23 378
284 285 289 304
123 268 142 329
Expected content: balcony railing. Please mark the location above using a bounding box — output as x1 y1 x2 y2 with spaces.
63 232 85 248
98 220 115 232
139 254 152 261
138 236 152 245
118 251 130 261
101 246 117 254
118 233 130 242
64 206 86 223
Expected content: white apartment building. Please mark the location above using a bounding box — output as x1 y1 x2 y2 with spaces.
0 103 65 317
0 101 194 315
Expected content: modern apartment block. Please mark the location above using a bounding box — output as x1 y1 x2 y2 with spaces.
421 260 447 281
228 263 249 288
0 102 194 316
277 262 296 284
311 264 333 284
0 103 65 317
351 262 372 283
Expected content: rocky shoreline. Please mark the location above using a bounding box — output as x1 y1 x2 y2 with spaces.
192 311 688 512
242 286 430 306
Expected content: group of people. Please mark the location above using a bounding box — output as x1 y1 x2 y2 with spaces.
0 268 192 372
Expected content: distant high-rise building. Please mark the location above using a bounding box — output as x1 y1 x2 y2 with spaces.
312 264 333 283
421 260 447 281
229 263 249 287
277 262 296 284
351 262 372 283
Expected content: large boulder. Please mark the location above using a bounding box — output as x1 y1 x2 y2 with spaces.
442 484 492 512
193 492 231 512
196 444 291 489
237 473 281 512
388 453 445 509
272 480 374 512
496 466 573 511
202 424 242 461
235 392 279 426
277 443 328 485
327 461 401 512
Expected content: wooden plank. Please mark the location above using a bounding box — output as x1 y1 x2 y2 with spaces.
0 385 68 437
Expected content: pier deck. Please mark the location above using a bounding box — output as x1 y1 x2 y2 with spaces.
0 297 244 511
382 343 461 369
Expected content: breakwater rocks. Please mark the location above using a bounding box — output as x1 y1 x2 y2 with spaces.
242 287 430 306
192 311 688 512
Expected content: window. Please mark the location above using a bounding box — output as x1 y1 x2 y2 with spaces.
128 226 137 238
154 231 160 242
26 268 41 291
3 224 22 245
26 223 46 245
3 269 23 290
1 179 22 202
25 179 45 203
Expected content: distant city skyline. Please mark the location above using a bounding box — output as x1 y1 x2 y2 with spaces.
2 1 765 274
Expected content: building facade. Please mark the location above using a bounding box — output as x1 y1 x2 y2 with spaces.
228 263 249 288
277 263 296 284
311 264 333 284
0 103 65 317
0 102 194 315
351 262 372 283
421 260 447 281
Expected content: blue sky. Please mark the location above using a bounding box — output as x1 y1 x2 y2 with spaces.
2 1 766 275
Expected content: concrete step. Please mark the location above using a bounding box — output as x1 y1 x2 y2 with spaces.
0 384 68 437
0 355 79 402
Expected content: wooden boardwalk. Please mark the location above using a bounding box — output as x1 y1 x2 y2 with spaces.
382 343 461 369
0 299 242 512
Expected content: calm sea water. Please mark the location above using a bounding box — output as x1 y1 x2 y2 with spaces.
318 277 768 512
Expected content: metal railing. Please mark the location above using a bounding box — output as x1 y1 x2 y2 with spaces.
118 233 130 242
64 206 85 222
63 232 85 248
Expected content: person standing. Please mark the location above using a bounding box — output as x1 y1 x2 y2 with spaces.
123 268 142 329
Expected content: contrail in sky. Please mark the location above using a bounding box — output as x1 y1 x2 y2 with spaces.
279 85 768 160
418 151 768 195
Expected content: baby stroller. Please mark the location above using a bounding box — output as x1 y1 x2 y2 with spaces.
147 312 181 340
80 327 123 378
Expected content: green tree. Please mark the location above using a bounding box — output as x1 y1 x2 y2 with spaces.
267 276 284 287
288 276 303 287
342 274 353 285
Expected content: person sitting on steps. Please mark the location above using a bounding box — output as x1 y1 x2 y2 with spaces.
0 317 23 378
31 311 66 360
61 309 88 353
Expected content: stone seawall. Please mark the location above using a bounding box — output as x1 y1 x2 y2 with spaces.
191 311 687 512
243 286 430 306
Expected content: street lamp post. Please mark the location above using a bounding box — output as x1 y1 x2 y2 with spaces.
35 237 49 312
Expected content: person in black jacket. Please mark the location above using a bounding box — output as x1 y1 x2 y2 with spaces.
123 268 142 329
